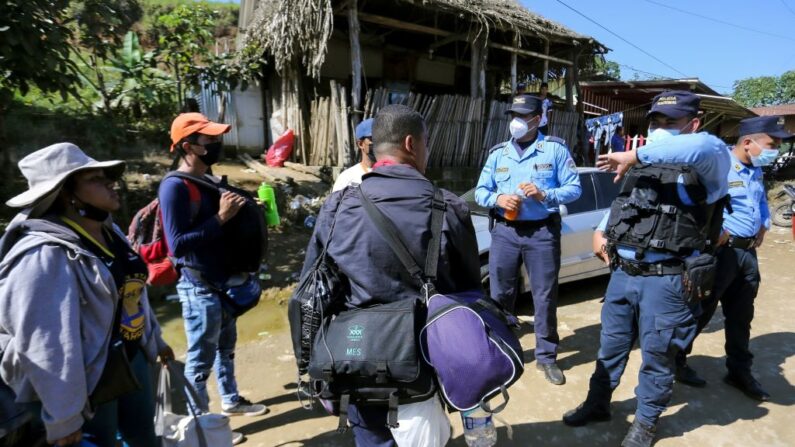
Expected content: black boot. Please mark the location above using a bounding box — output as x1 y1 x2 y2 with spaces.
562 389 611 427
724 372 770 401
675 363 707 387
621 419 656 447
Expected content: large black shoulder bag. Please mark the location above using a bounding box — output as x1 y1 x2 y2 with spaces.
307 186 446 431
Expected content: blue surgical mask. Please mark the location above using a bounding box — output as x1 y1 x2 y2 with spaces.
647 127 679 144
647 119 695 144
750 140 779 167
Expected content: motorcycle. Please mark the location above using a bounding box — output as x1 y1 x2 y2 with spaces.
771 183 795 228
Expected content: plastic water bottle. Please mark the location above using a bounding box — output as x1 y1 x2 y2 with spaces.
461 408 497 447
257 182 281 226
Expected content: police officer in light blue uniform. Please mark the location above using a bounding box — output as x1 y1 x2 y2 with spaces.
563 91 730 447
674 115 790 400
475 94 581 386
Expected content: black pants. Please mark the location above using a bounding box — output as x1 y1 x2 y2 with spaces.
677 246 760 374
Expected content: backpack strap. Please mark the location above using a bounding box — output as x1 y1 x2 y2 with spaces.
182 179 202 222
359 185 446 293
337 393 351 433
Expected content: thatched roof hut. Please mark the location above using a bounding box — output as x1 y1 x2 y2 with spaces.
233 0 607 168
241 0 606 79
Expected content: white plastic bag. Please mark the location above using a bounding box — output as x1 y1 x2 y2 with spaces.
389 394 451 447
155 363 234 447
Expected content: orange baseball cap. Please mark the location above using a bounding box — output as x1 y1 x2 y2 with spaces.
170 113 231 152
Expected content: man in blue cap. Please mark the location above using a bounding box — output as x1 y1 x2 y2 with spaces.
475 94 581 386
563 91 730 447
333 118 375 192
673 115 790 400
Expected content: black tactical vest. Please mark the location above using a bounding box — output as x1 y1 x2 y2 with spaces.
606 164 727 260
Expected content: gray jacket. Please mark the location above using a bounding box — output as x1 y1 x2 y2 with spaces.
0 217 167 442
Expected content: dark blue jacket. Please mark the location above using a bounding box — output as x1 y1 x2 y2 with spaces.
158 175 228 284
301 164 481 309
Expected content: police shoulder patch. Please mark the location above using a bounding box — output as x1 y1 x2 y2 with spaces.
567 158 577 170
489 142 507 154
544 136 567 146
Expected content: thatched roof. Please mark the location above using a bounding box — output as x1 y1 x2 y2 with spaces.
242 0 605 78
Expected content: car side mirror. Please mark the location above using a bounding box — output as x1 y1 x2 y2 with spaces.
559 204 569 217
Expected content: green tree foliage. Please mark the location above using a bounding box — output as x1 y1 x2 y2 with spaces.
153 4 217 106
579 56 621 81
0 0 81 100
105 32 174 118
732 71 795 108
0 0 82 168
71 0 144 114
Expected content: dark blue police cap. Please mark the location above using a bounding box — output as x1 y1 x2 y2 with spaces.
739 115 792 139
505 94 542 115
355 118 373 140
646 90 701 119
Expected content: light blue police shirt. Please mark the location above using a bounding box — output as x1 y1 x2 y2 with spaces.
598 132 731 261
722 150 770 238
475 132 581 220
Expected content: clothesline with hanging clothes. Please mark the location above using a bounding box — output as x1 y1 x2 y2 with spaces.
584 100 657 157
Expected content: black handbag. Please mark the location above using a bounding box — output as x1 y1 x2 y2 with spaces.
307 185 445 430
89 304 142 409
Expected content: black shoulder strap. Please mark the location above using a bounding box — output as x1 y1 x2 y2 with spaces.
164 171 219 191
359 185 446 289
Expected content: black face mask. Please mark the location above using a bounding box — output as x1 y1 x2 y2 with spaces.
73 197 110 222
198 142 223 166
366 144 376 164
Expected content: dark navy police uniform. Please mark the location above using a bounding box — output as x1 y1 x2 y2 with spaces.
302 163 481 446
678 116 790 382
475 95 581 365
569 92 730 434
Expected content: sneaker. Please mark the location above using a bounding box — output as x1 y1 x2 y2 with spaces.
232 431 245 445
222 397 268 417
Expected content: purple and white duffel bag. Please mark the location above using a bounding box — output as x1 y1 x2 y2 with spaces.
419 289 524 413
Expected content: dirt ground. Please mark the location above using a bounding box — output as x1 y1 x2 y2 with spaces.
168 222 795 447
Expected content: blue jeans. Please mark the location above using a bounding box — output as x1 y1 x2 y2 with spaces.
177 277 239 411
82 349 158 447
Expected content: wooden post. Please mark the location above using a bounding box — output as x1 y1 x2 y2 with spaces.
470 32 487 98
566 51 575 112
543 39 550 82
348 0 363 129
510 33 518 95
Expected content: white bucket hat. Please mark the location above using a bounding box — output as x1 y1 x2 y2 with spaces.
6 143 126 219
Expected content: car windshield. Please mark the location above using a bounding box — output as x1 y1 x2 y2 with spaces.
460 188 489 215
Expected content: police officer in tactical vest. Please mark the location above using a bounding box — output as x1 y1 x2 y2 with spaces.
674 115 790 400
563 91 731 447
475 94 581 386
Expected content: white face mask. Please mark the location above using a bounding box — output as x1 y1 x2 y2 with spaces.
509 117 538 140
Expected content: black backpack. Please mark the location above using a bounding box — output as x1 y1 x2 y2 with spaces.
176 173 268 276
302 185 445 430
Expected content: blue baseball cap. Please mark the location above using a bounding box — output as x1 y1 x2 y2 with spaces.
505 94 542 115
646 90 701 119
739 115 792 139
355 118 373 140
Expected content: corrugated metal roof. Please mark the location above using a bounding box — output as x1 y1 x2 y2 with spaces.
750 104 795 116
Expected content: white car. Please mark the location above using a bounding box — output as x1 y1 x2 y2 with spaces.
460 168 621 290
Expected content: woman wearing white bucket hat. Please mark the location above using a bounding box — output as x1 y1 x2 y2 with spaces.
0 143 173 447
